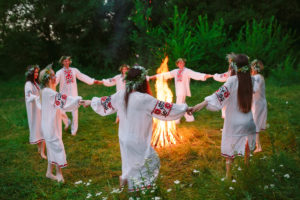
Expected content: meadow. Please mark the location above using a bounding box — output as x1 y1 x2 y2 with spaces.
0 77 299 200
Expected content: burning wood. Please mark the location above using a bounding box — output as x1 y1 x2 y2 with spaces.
151 56 182 148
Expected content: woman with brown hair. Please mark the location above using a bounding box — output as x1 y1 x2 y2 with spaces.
24 65 46 159
189 54 256 178
82 65 188 191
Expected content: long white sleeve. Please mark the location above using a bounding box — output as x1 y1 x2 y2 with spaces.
145 95 187 121
25 82 39 103
205 77 233 111
187 69 207 81
91 94 117 116
213 71 229 82
54 92 82 112
102 75 117 87
155 70 175 80
75 68 95 85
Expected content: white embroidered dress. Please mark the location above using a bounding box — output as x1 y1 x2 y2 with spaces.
41 88 81 167
25 81 44 144
205 76 256 158
55 67 95 134
213 71 230 118
91 90 187 190
102 74 126 91
157 67 207 122
252 74 267 132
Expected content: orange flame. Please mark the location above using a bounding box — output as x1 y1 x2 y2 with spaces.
151 56 181 148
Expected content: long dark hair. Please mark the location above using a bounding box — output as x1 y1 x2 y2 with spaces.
235 54 253 113
26 65 40 84
124 67 152 111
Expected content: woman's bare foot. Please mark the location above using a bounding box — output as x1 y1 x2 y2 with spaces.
40 153 47 160
119 176 127 188
46 172 57 180
56 174 65 183
254 146 262 153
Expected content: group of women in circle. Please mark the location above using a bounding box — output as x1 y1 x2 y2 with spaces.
24 53 267 190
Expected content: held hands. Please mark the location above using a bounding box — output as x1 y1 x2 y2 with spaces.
149 75 157 80
79 100 92 107
94 80 103 85
205 74 213 79
187 101 208 115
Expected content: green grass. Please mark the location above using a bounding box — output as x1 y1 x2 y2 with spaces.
0 77 299 200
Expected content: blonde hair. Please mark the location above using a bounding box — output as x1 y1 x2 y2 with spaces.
119 64 130 72
226 52 237 62
175 58 186 65
251 59 264 72
59 56 72 65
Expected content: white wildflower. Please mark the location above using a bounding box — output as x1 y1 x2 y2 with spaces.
154 197 161 200
221 178 225 181
286 101 288 104
167 188 172 192
75 180 82 184
284 174 290 179
95 192 102 196
142 191 146 195
264 185 269 190
250 154 253 157
193 169 200 174
189 183 193 187
238 167 242 171
232 179 236 183
229 187 234 190
151 190 155 193
102 197 108 200
88 179 92 182
271 169 275 173
136 54 139 58
280 164 284 167
111 188 122 194
174 180 180 184
86 182 90 186
270 184 275 188
129 197 134 200
86 193 92 199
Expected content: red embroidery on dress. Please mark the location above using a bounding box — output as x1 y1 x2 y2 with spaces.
215 86 230 103
151 100 173 117
177 69 184 82
101 96 114 113
64 68 73 84
55 93 67 108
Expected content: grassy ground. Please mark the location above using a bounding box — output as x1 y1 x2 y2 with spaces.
0 77 299 200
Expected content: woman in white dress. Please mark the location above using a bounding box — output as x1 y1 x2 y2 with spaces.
39 65 82 182
251 59 267 153
101 64 130 123
24 65 46 159
189 54 256 178
213 53 236 119
83 66 188 191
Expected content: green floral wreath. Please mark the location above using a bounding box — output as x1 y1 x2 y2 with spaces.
124 65 148 92
251 59 260 72
230 62 250 73
25 65 39 77
40 64 53 88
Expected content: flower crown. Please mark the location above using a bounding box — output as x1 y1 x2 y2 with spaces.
124 65 148 92
40 64 53 88
230 62 250 73
251 59 261 72
25 65 39 77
